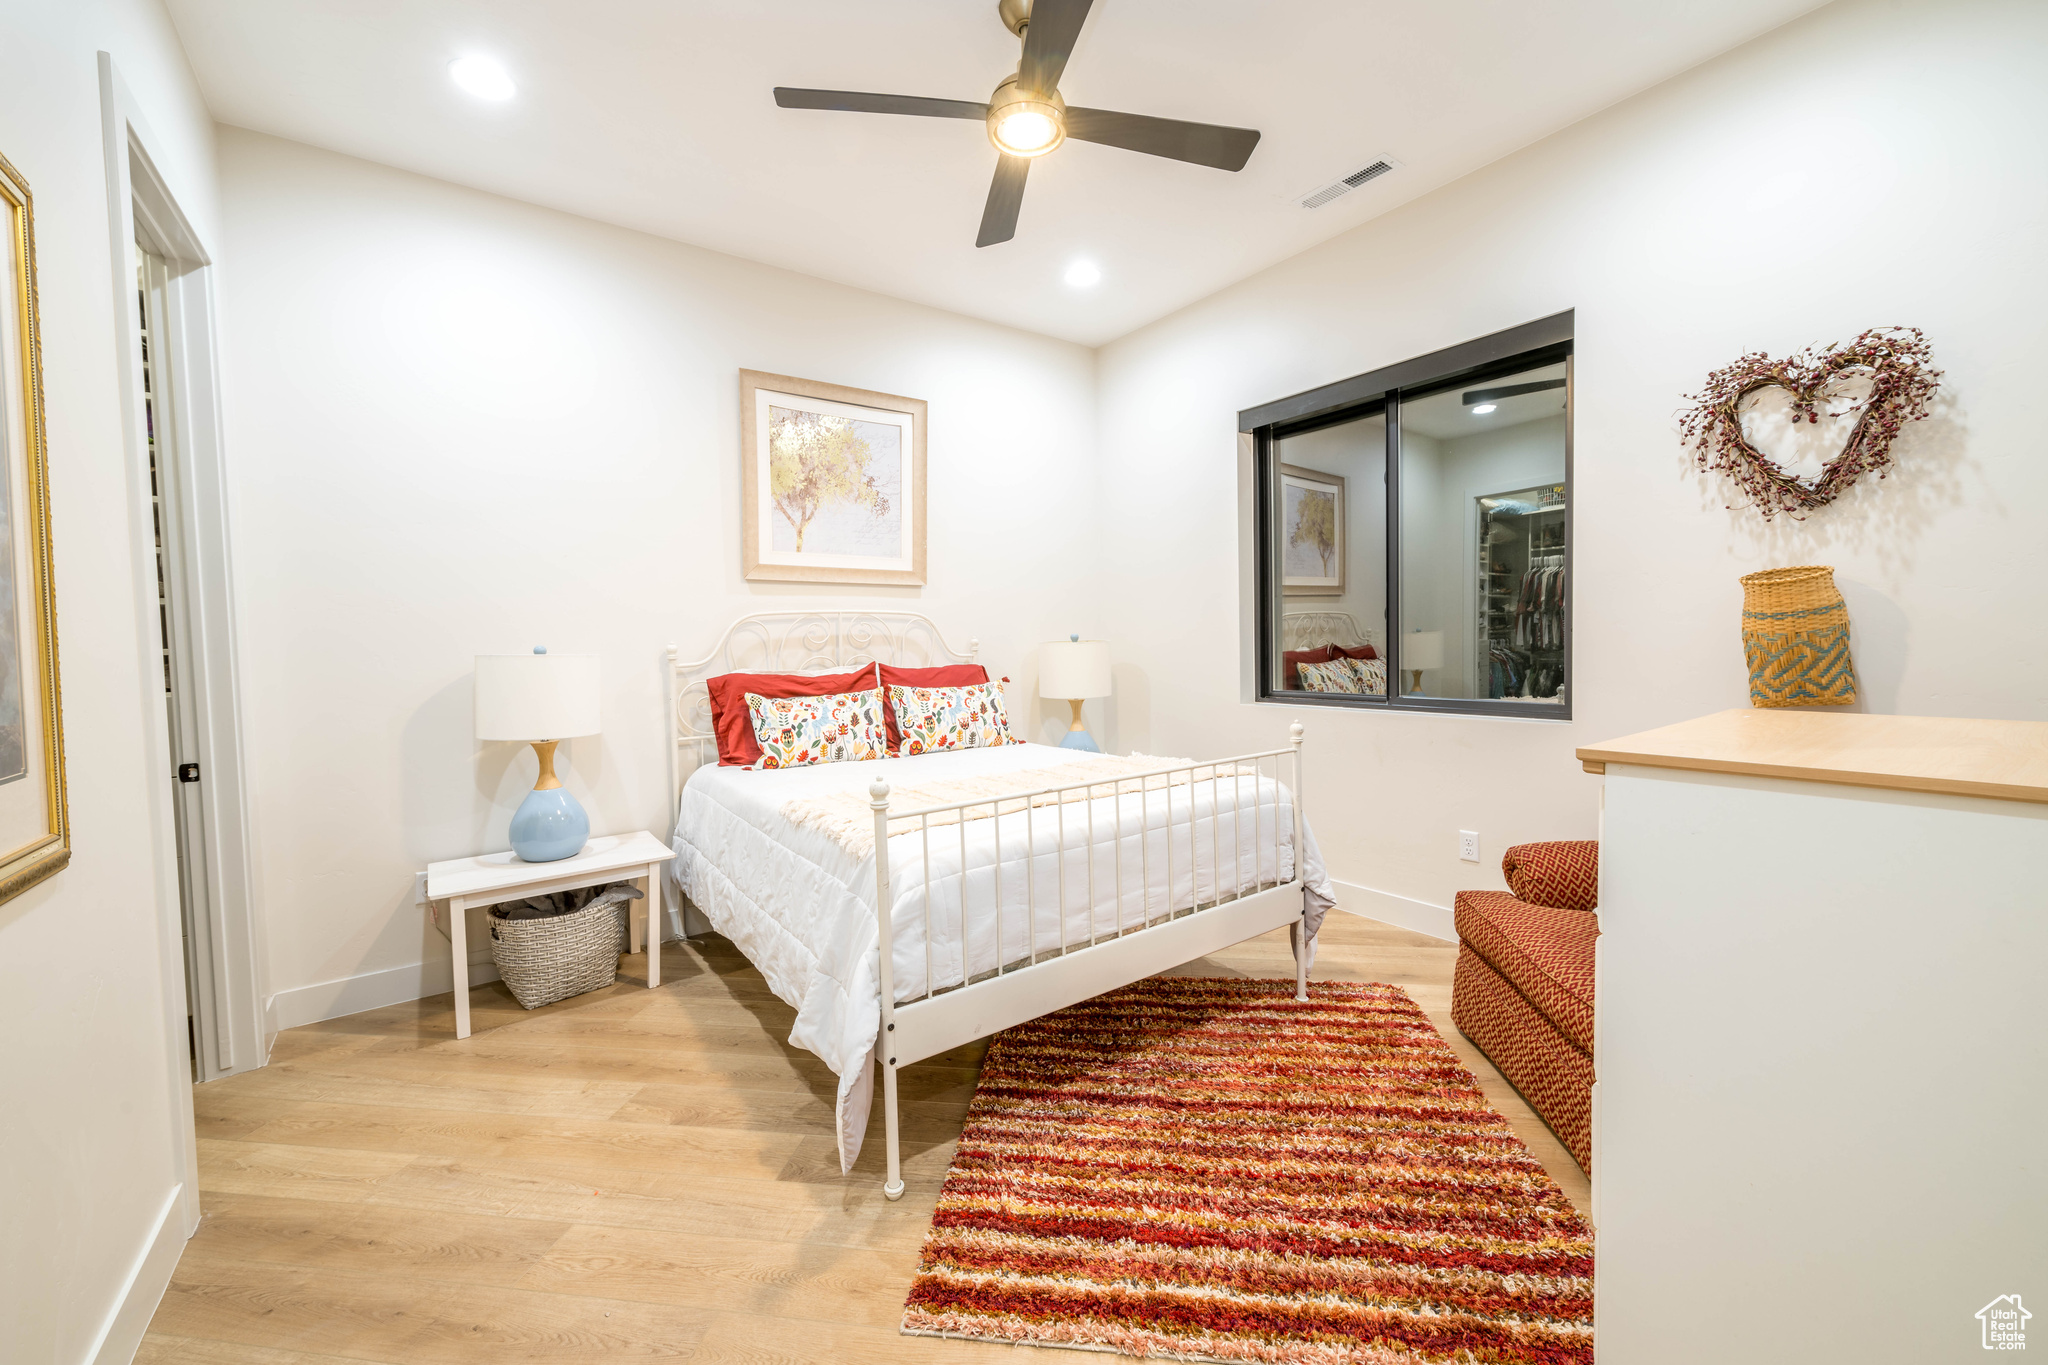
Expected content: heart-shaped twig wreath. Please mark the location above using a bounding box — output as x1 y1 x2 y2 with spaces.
1680 326 1941 519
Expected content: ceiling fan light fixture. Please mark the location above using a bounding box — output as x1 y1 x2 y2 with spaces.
771 0 1263 246
986 79 1065 157
994 108 1061 155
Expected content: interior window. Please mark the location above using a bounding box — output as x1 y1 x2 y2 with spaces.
1247 317 1573 718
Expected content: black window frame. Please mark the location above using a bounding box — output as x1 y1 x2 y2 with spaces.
1244 311 1575 720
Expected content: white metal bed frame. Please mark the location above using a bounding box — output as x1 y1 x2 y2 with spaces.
667 611 1312 1199
1282 609 1381 654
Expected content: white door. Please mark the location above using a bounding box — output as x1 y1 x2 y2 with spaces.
137 241 227 1078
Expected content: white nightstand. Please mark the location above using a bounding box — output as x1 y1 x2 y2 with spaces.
425 831 677 1038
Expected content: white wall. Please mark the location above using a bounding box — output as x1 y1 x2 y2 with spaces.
0 1 218 1360
1095 0 2048 923
214 129 1102 1026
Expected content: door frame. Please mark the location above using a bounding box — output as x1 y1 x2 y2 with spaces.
99 58 264 1110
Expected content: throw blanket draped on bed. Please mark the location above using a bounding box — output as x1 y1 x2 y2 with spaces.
778 752 1261 861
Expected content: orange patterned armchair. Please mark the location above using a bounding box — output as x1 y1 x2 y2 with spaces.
1451 841 1598 1173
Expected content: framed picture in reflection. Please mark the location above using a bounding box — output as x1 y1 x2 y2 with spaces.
1280 464 1344 597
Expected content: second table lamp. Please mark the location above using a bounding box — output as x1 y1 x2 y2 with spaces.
1039 635 1111 752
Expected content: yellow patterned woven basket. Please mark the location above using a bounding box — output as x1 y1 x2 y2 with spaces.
1739 565 1857 708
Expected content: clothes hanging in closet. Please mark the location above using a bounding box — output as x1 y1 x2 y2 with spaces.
1490 641 1563 700
1488 642 1532 700
1513 555 1565 653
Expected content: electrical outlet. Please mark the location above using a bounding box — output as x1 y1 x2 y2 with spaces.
1458 830 1481 863
413 872 430 906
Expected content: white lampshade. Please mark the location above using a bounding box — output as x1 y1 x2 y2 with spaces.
474 651 601 741
1039 638 1112 700
1403 631 1444 672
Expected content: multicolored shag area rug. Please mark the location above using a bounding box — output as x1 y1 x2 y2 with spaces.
902 978 1593 1364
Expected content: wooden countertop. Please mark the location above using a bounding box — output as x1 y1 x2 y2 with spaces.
1577 709 2048 805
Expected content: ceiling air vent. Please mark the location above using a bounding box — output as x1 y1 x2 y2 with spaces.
1294 157 1398 210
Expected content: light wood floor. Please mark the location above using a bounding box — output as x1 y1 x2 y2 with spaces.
140 911 1589 1365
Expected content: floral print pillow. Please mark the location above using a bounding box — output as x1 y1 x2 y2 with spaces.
745 686 889 769
1296 657 1386 695
1296 658 1359 693
888 680 1022 755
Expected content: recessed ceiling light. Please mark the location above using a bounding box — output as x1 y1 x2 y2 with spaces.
1471 403 1497 415
1064 261 1102 288
449 56 516 102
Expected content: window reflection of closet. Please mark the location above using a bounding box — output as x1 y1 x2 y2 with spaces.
1477 484 1566 701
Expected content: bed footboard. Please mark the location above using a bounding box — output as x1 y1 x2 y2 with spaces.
869 722 1309 1200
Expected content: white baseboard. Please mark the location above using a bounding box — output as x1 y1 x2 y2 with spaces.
87 1184 189 1365
268 950 502 1031
266 900 690 1032
1329 878 1455 942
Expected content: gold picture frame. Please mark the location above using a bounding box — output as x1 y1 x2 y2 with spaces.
0 152 69 905
740 369 926 586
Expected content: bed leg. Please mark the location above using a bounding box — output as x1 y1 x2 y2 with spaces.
1288 722 1310 1004
870 776 905 1201
882 1057 905 1201
1291 920 1310 1002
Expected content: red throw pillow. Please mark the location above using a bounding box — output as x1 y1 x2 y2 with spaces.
876 663 990 750
707 663 880 767
1332 643 1378 661
1280 644 1336 690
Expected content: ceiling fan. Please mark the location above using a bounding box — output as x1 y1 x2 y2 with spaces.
773 0 1262 248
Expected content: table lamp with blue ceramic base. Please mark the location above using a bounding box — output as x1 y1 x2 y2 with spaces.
1040 634 1111 752
475 647 602 863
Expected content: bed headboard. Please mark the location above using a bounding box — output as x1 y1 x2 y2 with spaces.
1282 610 1381 653
666 611 979 813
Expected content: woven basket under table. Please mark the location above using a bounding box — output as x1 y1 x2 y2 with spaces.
1739 564 1858 708
488 898 625 1010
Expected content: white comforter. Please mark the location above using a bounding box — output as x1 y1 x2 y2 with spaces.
669 742 1333 1170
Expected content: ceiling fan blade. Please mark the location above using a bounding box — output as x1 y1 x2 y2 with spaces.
773 88 988 120
1064 107 1261 171
1017 0 1093 95
976 155 1031 247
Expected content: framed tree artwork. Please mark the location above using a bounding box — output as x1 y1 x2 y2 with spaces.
740 370 926 586
0 151 69 905
1280 464 1344 597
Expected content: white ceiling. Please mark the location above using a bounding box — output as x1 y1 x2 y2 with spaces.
1401 360 1569 440
164 0 1825 347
